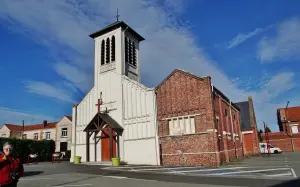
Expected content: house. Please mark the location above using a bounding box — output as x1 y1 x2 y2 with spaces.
0 124 23 138
235 96 260 156
0 122 57 140
155 69 243 167
261 106 300 152
55 115 72 154
71 21 160 165
277 106 300 134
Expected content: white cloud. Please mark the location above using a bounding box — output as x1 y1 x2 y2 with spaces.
0 107 55 126
0 0 297 131
257 17 300 62
23 80 76 103
227 25 273 49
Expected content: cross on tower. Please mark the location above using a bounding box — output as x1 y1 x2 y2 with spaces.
95 92 103 113
116 9 120 21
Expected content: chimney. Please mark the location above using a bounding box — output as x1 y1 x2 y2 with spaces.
43 120 47 128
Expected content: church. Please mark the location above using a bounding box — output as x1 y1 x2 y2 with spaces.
70 20 160 165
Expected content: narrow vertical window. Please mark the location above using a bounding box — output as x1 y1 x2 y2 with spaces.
101 40 105 65
133 42 137 66
125 37 128 63
106 37 110 64
111 35 115 62
128 39 132 64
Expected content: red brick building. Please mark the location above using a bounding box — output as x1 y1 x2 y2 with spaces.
235 97 260 156
261 106 300 152
156 69 243 167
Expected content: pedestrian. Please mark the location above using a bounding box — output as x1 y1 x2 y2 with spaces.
0 142 24 187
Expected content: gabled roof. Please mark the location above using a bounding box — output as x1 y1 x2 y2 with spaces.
3 122 57 132
84 112 123 134
64 115 72 122
89 21 145 41
277 106 300 122
155 69 210 91
4 124 22 131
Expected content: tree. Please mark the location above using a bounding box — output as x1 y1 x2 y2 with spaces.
257 129 263 142
265 127 272 133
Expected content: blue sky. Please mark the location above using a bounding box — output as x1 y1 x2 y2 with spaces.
0 0 299 131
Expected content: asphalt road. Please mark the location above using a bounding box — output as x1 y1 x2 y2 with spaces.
17 152 300 187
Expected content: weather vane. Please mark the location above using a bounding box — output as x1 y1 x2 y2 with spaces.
116 9 120 21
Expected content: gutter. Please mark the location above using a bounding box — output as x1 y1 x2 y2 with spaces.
229 100 237 158
211 84 218 166
74 104 78 158
153 91 160 165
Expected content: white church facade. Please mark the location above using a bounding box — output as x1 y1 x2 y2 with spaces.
70 21 160 165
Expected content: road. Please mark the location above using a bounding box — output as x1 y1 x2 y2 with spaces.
17 152 300 187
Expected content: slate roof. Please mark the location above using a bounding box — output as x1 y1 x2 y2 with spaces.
234 101 251 130
89 21 145 41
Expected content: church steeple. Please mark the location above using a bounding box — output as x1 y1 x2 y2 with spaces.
90 20 144 84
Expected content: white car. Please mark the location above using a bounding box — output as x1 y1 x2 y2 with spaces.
259 143 282 154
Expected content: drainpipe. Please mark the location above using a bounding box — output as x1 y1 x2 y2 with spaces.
211 84 218 167
229 100 237 159
153 90 160 165
74 104 78 158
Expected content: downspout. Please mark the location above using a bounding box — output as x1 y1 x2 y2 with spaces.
121 26 129 160
229 100 237 158
74 104 78 158
211 84 218 167
153 90 160 165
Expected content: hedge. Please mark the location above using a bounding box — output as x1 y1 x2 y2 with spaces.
0 138 55 162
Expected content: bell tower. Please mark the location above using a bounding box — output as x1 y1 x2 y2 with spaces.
89 20 145 86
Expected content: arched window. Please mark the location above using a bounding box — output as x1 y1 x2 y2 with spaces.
106 38 110 64
128 39 132 64
111 35 115 62
132 42 136 66
125 37 128 63
101 40 105 65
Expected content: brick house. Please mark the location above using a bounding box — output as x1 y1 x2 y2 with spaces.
156 69 243 167
261 106 300 152
277 106 300 134
235 97 260 156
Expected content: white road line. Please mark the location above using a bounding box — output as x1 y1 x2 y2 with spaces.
54 184 92 187
105 176 128 179
170 166 204 170
20 178 52 181
291 168 297 178
135 167 172 171
265 172 292 177
169 167 247 173
209 168 291 175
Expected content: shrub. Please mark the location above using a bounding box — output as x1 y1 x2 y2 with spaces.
0 138 55 162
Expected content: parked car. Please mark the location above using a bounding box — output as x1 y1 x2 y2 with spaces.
259 143 282 154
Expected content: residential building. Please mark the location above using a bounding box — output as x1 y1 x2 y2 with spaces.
55 115 72 154
277 106 300 134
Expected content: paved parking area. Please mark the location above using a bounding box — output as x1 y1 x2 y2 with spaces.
101 152 299 180
16 160 295 187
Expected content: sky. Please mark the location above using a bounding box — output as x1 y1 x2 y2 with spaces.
0 0 299 131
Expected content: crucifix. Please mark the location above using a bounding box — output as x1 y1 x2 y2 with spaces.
116 9 120 21
95 92 103 113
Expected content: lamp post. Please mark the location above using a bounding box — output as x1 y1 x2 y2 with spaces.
284 101 295 152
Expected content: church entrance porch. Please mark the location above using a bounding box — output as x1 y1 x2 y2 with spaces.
83 112 123 162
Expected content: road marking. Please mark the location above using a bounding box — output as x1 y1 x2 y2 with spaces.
105 176 128 179
54 184 92 187
134 167 173 171
20 178 52 181
169 167 247 173
209 168 291 175
291 168 297 178
265 172 292 177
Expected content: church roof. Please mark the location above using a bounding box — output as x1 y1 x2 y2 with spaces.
89 21 145 41
83 112 123 134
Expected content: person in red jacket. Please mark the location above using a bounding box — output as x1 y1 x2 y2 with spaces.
0 142 24 187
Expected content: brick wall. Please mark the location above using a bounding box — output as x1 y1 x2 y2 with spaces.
242 127 259 156
213 90 243 163
156 70 218 167
248 97 260 154
156 69 244 167
261 132 300 152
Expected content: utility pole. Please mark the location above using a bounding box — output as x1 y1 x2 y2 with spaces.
285 101 295 152
22 120 25 139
